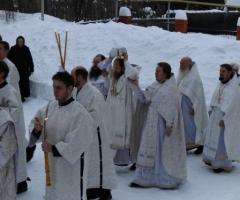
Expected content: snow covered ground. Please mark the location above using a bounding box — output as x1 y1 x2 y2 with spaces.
19 98 240 200
1 11 240 200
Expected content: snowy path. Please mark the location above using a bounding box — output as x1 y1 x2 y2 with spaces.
16 98 240 200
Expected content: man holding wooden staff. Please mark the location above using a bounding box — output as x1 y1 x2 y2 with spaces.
29 71 93 200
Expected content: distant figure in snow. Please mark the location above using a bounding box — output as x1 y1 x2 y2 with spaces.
8 36 34 102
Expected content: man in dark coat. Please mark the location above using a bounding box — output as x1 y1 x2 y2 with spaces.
8 36 34 102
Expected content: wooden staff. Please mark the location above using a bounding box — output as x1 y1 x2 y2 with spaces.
54 30 62 64
43 118 51 186
54 30 68 71
63 30 68 68
58 32 64 67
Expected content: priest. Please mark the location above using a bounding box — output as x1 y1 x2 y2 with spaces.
0 41 21 95
71 66 117 200
0 108 18 200
0 61 28 194
230 62 240 85
104 51 138 166
29 71 93 200
89 54 109 99
177 57 208 154
203 64 240 173
129 62 187 188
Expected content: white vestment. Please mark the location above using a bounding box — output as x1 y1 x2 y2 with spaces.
135 76 187 187
29 100 93 200
3 57 21 96
177 63 208 147
0 108 18 200
3 58 27 146
89 76 108 98
0 83 27 183
105 60 138 149
72 83 117 191
203 74 240 168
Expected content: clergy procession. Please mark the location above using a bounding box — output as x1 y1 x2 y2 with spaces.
1 34 240 200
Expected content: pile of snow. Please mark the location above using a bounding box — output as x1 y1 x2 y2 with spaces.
175 10 187 20
1 11 240 103
119 7 131 16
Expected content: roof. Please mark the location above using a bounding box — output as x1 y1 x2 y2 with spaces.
226 0 240 6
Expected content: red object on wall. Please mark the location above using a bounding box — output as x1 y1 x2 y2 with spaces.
119 16 132 24
175 19 188 33
237 26 240 40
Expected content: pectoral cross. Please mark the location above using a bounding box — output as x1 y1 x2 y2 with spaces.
111 86 118 98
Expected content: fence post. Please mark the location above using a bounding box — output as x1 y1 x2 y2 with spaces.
175 10 188 33
41 0 44 21
237 17 240 40
115 0 118 22
118 7 132 24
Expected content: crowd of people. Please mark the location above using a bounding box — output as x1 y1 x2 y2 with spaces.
1 35 240 200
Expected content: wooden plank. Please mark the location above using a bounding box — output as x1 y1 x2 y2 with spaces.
130 0 240 9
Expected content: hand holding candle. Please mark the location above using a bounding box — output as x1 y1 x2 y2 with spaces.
34 117 43 131
43 118 51 186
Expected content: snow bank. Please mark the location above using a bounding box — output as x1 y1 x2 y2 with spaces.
1 12 240 105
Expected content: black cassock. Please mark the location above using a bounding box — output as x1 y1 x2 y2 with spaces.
8 45 34 100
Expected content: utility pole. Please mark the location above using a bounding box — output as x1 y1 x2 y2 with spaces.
41 0 44 21
167 1 170 31
115 0 118 22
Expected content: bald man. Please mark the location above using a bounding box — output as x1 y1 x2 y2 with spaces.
177 57 208 154
71 67 117 200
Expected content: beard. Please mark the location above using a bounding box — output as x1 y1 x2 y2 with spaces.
177 69 189 83
74 79 80 88
219 76 224 81
113 70 125 85
89 66 102 80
